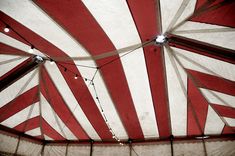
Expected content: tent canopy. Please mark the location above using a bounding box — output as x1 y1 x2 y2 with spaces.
0 0 235 154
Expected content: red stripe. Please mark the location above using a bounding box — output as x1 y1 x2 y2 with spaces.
222 125 235 134
1 9 113 140
211 104 235 118
40 66 89 140
0 57 32 81
187 78 208 136
191 0 235 28
127 0 171 138
14 116 40 132
0 86 39 122
35 0 144 139
187 69 235 96
0 42 29 55
41 118 65 140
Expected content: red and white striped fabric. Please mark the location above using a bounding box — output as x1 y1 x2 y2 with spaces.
0 0 234 142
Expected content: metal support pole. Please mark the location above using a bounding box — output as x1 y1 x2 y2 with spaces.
129 139 132 156
202 138 208 156
65 142 69 156
90 139 93 156
41 142 46 156
14 135 21 156
170 135 174 156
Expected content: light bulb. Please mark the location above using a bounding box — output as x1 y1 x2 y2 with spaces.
74 74 78 79
28 46 34 53
50 61 54 65
155 35 166 44
4 27 10 33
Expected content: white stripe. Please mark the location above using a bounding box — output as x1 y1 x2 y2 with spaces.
173 47 235 81
164 47 187 136
173 21 235 50
25 127 41 136
0 68 38 108
44 135 54 141
0 32 45 57
44 62 100 140
82 0 159 138
160 0 196 33
204 106 224 134
223 117 235 127
0 54 27 77
0 0 89 57
200 88 235 108
40 94 76 140
1 102 39 128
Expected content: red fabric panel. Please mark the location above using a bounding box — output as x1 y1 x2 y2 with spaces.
0 42 29 55
222 125 235 134
191 1 235 28
187 78 208 136
14 116 40 132
0 57 32 81
35 0 144 139
187 70 235 96
42 118 65 140
127 0 171 138
0 86 39 122
211 104 235 118
40 66 89 140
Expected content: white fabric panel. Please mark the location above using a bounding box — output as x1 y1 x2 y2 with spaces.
206 140 235 156
0 54 27 77
160 0 196 33
44 145 66 156
164 47 187 136
223 117 235 127
1 102 39 128
82 0 158 138
174 141 204 156
173 21 235 50
40 94 76 140
0 68 38 108
132 143 171 156
173 47 235 81
0 133 18 154
93 145 129 156
67 145 90 156
44 134 54 141
0 0 89 57
0 32 45 57
25 127 41 136
44 62 100 140
17 139 42 156
200 88 235 108
204 106 224 134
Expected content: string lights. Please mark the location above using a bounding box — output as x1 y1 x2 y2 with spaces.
1 22 131 146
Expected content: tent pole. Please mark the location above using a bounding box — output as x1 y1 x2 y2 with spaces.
41 142 46 156
202 138 208 156
65 142 69 156
90 139 93 156
129 139 132 156
170 135 174 156
14 135 21 155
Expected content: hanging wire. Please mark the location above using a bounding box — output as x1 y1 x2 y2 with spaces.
99 39 154 69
